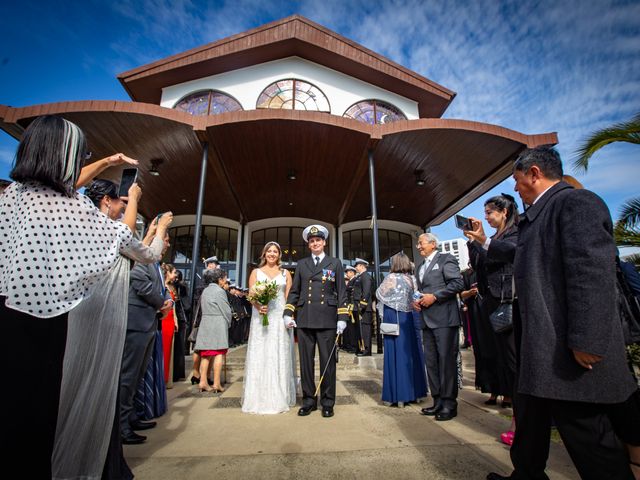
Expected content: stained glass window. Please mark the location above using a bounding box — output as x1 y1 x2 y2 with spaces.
256 79 330 112
343 100 406 125
173 90 243 116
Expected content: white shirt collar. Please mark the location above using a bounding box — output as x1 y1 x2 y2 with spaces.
532 184 556 205
313 252 325 263
425 251 438 263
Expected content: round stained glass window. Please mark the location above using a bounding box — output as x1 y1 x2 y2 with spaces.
343 100 406 125
174 90 243 116
256 79 330 112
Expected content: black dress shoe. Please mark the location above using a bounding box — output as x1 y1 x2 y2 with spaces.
190 376 214 386
297 405 318 416
435 408 457 421
486 473 511 480
484 398 498 406
322 407 334 418
420 404 442 416
121 431 146 445
131 420 156 431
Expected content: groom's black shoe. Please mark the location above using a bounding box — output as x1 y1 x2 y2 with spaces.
322 407 334 418
298 405 318 416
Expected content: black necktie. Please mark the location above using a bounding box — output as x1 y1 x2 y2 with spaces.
314 256 319 266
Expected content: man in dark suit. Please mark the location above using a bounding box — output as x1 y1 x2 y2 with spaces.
414 233 464 421
352 258 374 356
119 233 173 445
284 224 349 418
467 146 636 480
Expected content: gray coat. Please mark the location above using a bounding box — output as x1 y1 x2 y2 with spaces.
415 252 464 329
508 182 636 403
194 283 232 351
127 262 169 333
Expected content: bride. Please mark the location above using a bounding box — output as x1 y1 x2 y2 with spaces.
242 241 297 414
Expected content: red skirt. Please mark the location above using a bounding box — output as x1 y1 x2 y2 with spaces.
200 349 228 357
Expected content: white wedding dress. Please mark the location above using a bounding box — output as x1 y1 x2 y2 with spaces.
242 268 297 414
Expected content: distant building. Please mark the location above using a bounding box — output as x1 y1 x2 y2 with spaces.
439 238 469 270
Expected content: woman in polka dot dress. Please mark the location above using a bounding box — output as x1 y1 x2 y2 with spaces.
0 115 169 478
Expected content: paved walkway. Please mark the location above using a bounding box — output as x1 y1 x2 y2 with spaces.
124 346 579 479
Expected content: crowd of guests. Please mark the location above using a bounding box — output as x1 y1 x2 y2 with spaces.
1 114 639 480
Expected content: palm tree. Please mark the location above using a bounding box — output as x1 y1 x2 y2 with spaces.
573 112 640 172
573 112 640 248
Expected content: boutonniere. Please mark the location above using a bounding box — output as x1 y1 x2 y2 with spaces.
322 269 336 282
432 264 440 270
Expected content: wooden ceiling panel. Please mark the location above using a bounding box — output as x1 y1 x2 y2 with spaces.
344 129 526 226
205 118 371 223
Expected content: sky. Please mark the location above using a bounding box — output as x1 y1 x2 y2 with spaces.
1 0 639 251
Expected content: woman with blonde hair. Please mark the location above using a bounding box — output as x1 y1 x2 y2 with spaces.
376 252 427 406
242 241 296 413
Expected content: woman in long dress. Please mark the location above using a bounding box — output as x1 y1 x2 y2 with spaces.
242 241 297 414
52 178 173 480
377 252 427 405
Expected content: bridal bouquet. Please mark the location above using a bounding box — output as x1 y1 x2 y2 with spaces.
248 280 279 326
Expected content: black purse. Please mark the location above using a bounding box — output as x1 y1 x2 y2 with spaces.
489 274 515 334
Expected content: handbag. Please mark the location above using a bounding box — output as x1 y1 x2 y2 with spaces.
489 274 515 334
380 309 400 336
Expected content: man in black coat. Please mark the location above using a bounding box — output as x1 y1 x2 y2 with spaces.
284 225 349 418
468 146 636 480
352 258 374 356
414 233 464 421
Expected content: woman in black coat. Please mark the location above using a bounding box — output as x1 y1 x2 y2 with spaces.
467 194 519 414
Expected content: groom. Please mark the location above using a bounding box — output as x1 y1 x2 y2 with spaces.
284 225 348 418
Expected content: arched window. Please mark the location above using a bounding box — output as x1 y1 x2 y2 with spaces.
173 90 243 116
166 225 238 284
343 100 406 125
342 229 414 275
256 79 330 112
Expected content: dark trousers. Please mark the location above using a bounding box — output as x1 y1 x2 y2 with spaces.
511 392 634 480
298 327 337 408
341 317 357 352
173 322 186 382
357 311 373 354
422 325 459 409
119 328 155 435
1 298 68 479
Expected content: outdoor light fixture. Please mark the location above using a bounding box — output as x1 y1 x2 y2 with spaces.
287 169 297 180
414 169 425 186
149 158 163 176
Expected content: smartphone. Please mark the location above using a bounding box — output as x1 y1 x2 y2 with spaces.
118 168 138 197
454 214 473 231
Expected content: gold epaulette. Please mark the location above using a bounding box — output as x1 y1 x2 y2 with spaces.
337 307 349 315
359 300 368 306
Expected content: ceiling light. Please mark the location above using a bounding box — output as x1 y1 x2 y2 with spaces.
414 169 425 186
287 169 297 180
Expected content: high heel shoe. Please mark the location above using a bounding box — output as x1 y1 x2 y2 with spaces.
211 385 225 393
198 385 214 392
191 375 214 386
